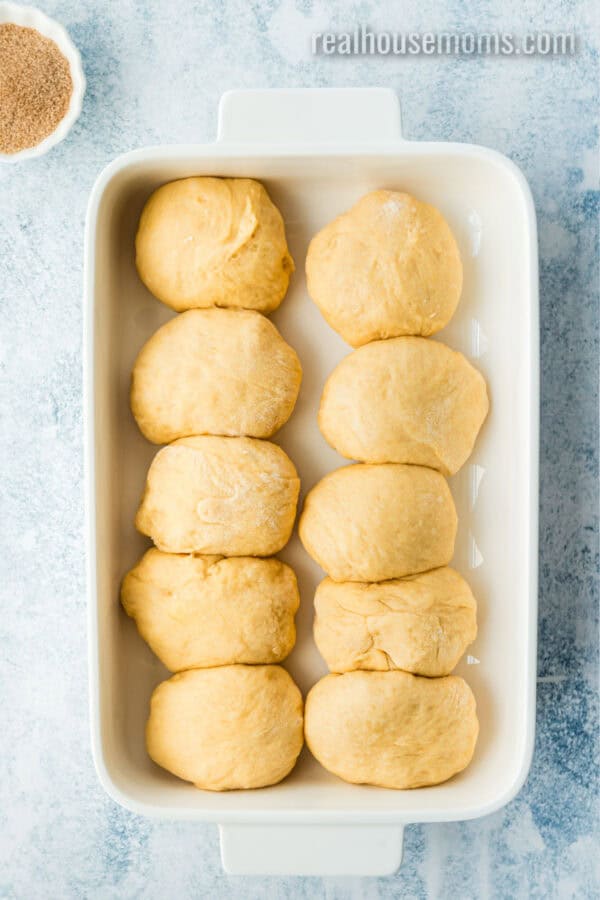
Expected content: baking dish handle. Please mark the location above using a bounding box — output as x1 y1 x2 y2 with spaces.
219 823 404 876
217 87 402 144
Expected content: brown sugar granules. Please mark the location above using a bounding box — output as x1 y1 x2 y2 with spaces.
0 23 73 154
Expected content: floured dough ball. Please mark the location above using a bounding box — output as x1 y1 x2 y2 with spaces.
135 436 300 555
136 177 294 313
319 337 488 475
314 568 477 677
131 308 302 444
305 671 478 788
306 190 462 346
147 666 304 790
122 549 300 671
299 464 457 582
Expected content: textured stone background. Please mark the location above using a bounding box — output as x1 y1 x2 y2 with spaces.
0 1 598 897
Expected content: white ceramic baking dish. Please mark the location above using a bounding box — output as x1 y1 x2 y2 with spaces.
84 88 539 877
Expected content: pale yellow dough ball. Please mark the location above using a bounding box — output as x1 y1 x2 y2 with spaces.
135 435 300 556
131 308 302 444
306 190 462 346
299 463 457 582
136 177 294 313
319 337 488 475
147 666 304 791
122 549 300 671
313 567 477 677
305 671 478 789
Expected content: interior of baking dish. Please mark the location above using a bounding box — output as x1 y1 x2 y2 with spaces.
86 145 537 823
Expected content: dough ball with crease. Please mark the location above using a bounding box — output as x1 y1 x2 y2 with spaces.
147 666 304 791
136 177 294 313
122 549 300 671
306 190 462 346
314 567 477 677
135 435 300 556
305 671 478 789
131 308 302 444
299 463 457 582
319 337 488 475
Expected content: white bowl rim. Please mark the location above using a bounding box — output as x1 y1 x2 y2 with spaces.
0 1 86 162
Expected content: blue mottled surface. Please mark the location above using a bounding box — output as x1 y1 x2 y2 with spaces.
0 0 598 896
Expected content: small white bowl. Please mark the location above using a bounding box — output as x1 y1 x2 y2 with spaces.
0 2 85 162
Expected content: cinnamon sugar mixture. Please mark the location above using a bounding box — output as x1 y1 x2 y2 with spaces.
0 23 73 154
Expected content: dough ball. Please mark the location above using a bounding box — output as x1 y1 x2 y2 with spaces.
305 671 478 789
131 308 302 444
314 567 477 677
147 666 304 790
136 177 294 313
135 436 300 555
306 190 462 346
319 337 488 475
122 549 299 671
299 464 457 582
